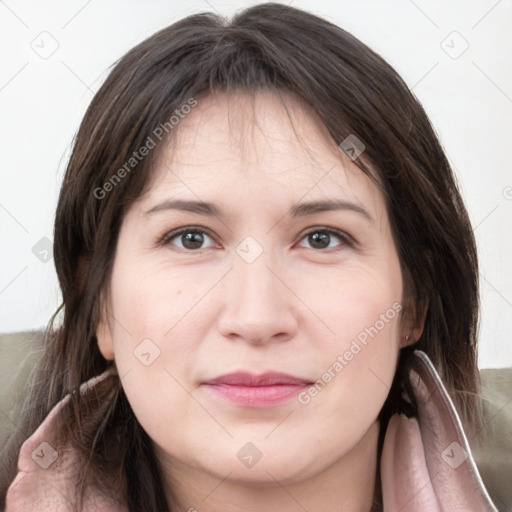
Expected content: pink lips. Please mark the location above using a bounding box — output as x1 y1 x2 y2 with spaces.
202 371 313 407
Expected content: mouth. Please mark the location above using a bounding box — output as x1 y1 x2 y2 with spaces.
201 371 314 408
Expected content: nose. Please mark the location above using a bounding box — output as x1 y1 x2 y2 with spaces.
216 247 299 345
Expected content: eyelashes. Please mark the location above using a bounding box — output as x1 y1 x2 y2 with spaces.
159 226 217 251
157 225 356 253
297 227 355 251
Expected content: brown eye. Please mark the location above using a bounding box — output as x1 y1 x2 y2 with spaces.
298 228 351 251
180 231 205 249
161 227 216 251
308 231 330 249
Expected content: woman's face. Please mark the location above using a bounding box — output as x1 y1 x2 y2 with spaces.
97 91 404 497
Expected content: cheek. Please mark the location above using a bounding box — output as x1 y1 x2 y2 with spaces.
305 259 402 395
308 259 402 353
293 278 401 462
109 257 205 349
105 257 222 448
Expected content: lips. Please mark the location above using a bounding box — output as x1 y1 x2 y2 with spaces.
201 371 314 407
203 371 313 387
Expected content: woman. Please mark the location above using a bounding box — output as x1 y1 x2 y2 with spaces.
0 3 498 511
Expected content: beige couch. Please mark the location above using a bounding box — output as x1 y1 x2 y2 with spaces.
1 331 511 510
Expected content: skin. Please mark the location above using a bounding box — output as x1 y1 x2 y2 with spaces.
97 90 420 512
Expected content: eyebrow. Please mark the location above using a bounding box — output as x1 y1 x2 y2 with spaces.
145 199 374 223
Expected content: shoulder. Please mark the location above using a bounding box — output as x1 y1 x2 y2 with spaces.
4 369 126 512
380 351 502 511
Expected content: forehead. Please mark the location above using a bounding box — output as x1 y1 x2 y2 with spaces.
140 90 386 220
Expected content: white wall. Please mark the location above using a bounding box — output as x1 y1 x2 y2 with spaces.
0 0 510 368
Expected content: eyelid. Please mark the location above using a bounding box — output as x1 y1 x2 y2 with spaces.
157 225 218 250
297 226 357 250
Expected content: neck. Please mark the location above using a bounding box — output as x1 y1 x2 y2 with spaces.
161 421 380 512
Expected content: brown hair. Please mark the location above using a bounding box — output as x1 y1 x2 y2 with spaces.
0 3 481 510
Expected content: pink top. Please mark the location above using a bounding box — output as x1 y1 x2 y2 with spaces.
5 351 497 511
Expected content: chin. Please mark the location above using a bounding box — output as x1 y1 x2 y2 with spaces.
203 446 318 486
